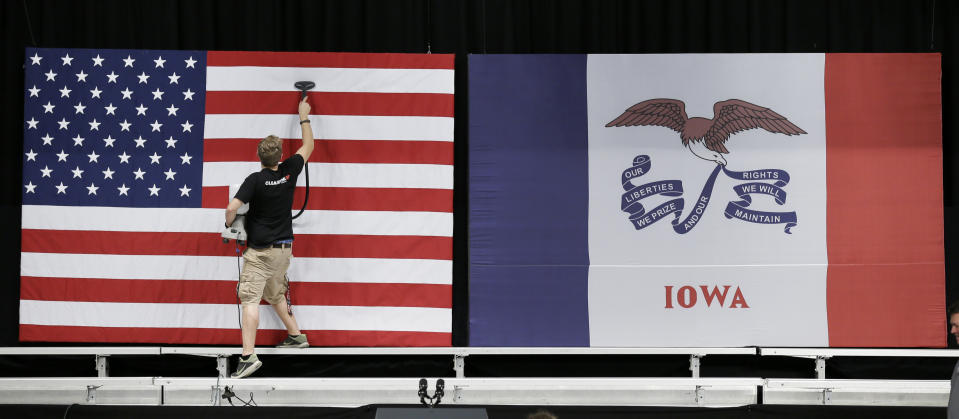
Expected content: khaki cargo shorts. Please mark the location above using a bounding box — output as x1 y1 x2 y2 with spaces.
238 246 293 305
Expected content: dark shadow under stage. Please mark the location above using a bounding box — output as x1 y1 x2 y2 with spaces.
6 404 947 419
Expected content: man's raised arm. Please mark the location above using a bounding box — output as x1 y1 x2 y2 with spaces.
296 97 314 162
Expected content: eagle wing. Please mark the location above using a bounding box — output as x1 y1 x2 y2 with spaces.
605 98 688 133
704 99 806 153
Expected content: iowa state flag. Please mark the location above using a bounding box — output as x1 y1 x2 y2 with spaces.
468 54 942 347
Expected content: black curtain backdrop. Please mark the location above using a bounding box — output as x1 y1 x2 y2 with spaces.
1 0 956 361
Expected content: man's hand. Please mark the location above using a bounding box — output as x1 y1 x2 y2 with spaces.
299 96 311 120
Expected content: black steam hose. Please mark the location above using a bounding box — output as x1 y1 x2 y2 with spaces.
292 81 315 220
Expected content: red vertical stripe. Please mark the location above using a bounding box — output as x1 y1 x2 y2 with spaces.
825 53 944 347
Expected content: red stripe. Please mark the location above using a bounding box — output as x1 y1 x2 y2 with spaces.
21 277 452 308
825 53 944 347
202 186 230 208
203 138 454 164
206 91 454 117
19 324 451 346
22 230 453 260
207 51 455 70
202 186 453 212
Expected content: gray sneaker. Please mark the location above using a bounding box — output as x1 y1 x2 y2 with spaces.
276 334 309 348
231 354 262 379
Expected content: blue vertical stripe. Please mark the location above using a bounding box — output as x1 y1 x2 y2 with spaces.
468 54 590 346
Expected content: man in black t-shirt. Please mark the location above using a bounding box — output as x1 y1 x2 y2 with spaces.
224 97 314 378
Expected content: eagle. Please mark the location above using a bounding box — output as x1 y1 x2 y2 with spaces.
605 99 806 166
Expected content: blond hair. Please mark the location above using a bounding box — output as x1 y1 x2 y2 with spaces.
258 135 282 167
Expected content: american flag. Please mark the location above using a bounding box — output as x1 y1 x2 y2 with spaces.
20 48 454 346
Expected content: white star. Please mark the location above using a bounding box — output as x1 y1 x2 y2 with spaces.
181 120 193 132
137 72 150 84
29 53 42 65
88 118 100 131
87 151 100 163
92 54 104 66
164 136 177 148
184 56 197 68
150 120 163 132
42 101 55 113
44 69 57 81
134 136 147 148
179 184 191 197
151 88 164 100
148 184 161 196
103 135 116 147
28 85 41 97
166 104 179 116
72 134 85 146
25 149 38 161
135 103 148 115
86 183 99 195
59 86 72 98
179 152 193 165
168 72 180 84
149 152 162 164
120 87 133 100
106 71 119 83
27 118 39 129
104 103 117 115
41 133 54 145
133 167 146 179
119 119 131 131
24 182 37 194
71 166 84 178
102 167 115 179
60 54 74 66
89 86 103 98
118 151 131 163
74 102 86 114
164 168 177 180
56 149 69 162
123 55 136 67
154 56 166 68
182 88 195 101
75 70 88 82
56 118 69 130
55 182 68 194
40 165 52 177
117 184 130 196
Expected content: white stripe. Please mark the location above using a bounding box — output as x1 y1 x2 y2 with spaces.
204 114 454 142
292 210 452 236
20 300 451 333
23 205 221 233
203 162 454 189
21 253 452 285
206 66 455 94
22 205 452 236
21 253 238 281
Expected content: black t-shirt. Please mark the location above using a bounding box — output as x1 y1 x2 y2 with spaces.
234 154 305 248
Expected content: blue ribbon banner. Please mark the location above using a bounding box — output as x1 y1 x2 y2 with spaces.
620 155 684 231
620 155 798 234
721 166 797 234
